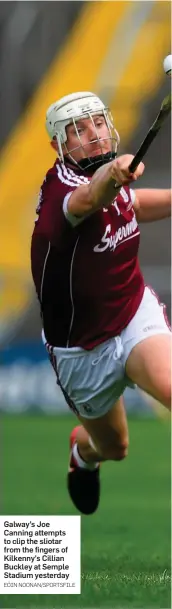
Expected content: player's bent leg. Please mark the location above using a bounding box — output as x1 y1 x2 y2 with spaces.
67 397 129 514
77 396 129 461
125 335 171 410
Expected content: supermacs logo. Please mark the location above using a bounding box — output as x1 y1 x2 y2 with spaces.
93 215 139 253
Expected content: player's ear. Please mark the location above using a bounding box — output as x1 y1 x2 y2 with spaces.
50 139 58 152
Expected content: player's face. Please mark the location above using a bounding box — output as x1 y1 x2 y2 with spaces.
64 115 111 162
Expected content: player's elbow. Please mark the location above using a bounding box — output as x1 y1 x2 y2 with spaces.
67 184 94 217
132 195 141 221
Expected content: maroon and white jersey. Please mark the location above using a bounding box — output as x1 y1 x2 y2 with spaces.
31 160 144 349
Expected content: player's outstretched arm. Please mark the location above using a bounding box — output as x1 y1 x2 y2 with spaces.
67 155 145 218
133 188 171 222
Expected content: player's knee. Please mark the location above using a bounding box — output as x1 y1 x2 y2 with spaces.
100 439 128 461
114 443 128 461
161 382 171 410
112 441 128 461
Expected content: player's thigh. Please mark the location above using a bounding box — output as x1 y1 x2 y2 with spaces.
125 334 171 409
77 396 129 458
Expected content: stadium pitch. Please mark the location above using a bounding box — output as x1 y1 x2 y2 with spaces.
1 414 171 608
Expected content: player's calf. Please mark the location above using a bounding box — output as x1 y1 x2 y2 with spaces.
82 433 129 461
75 425 128 463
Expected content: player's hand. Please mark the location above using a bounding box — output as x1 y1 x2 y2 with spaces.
110 155 145 185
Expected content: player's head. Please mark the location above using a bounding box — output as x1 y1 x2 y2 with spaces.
46 91 120 170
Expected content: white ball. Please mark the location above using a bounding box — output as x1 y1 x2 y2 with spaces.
163 54 172 75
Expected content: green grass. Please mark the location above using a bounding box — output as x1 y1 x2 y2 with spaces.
1 414 171 608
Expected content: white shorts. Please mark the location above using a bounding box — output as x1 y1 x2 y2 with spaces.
43 286 171 419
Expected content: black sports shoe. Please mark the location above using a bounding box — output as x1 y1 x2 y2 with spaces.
67 426 100 515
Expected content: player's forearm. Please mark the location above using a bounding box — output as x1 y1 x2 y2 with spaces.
89 162 120 209
67 155 144 218
135 189 171 222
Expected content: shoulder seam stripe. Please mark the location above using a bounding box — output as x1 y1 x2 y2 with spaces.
56 164 80 187
62 164 90 184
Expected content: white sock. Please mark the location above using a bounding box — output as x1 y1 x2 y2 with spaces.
72 442 99 470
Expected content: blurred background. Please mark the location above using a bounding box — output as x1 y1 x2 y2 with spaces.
0 0 171 414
